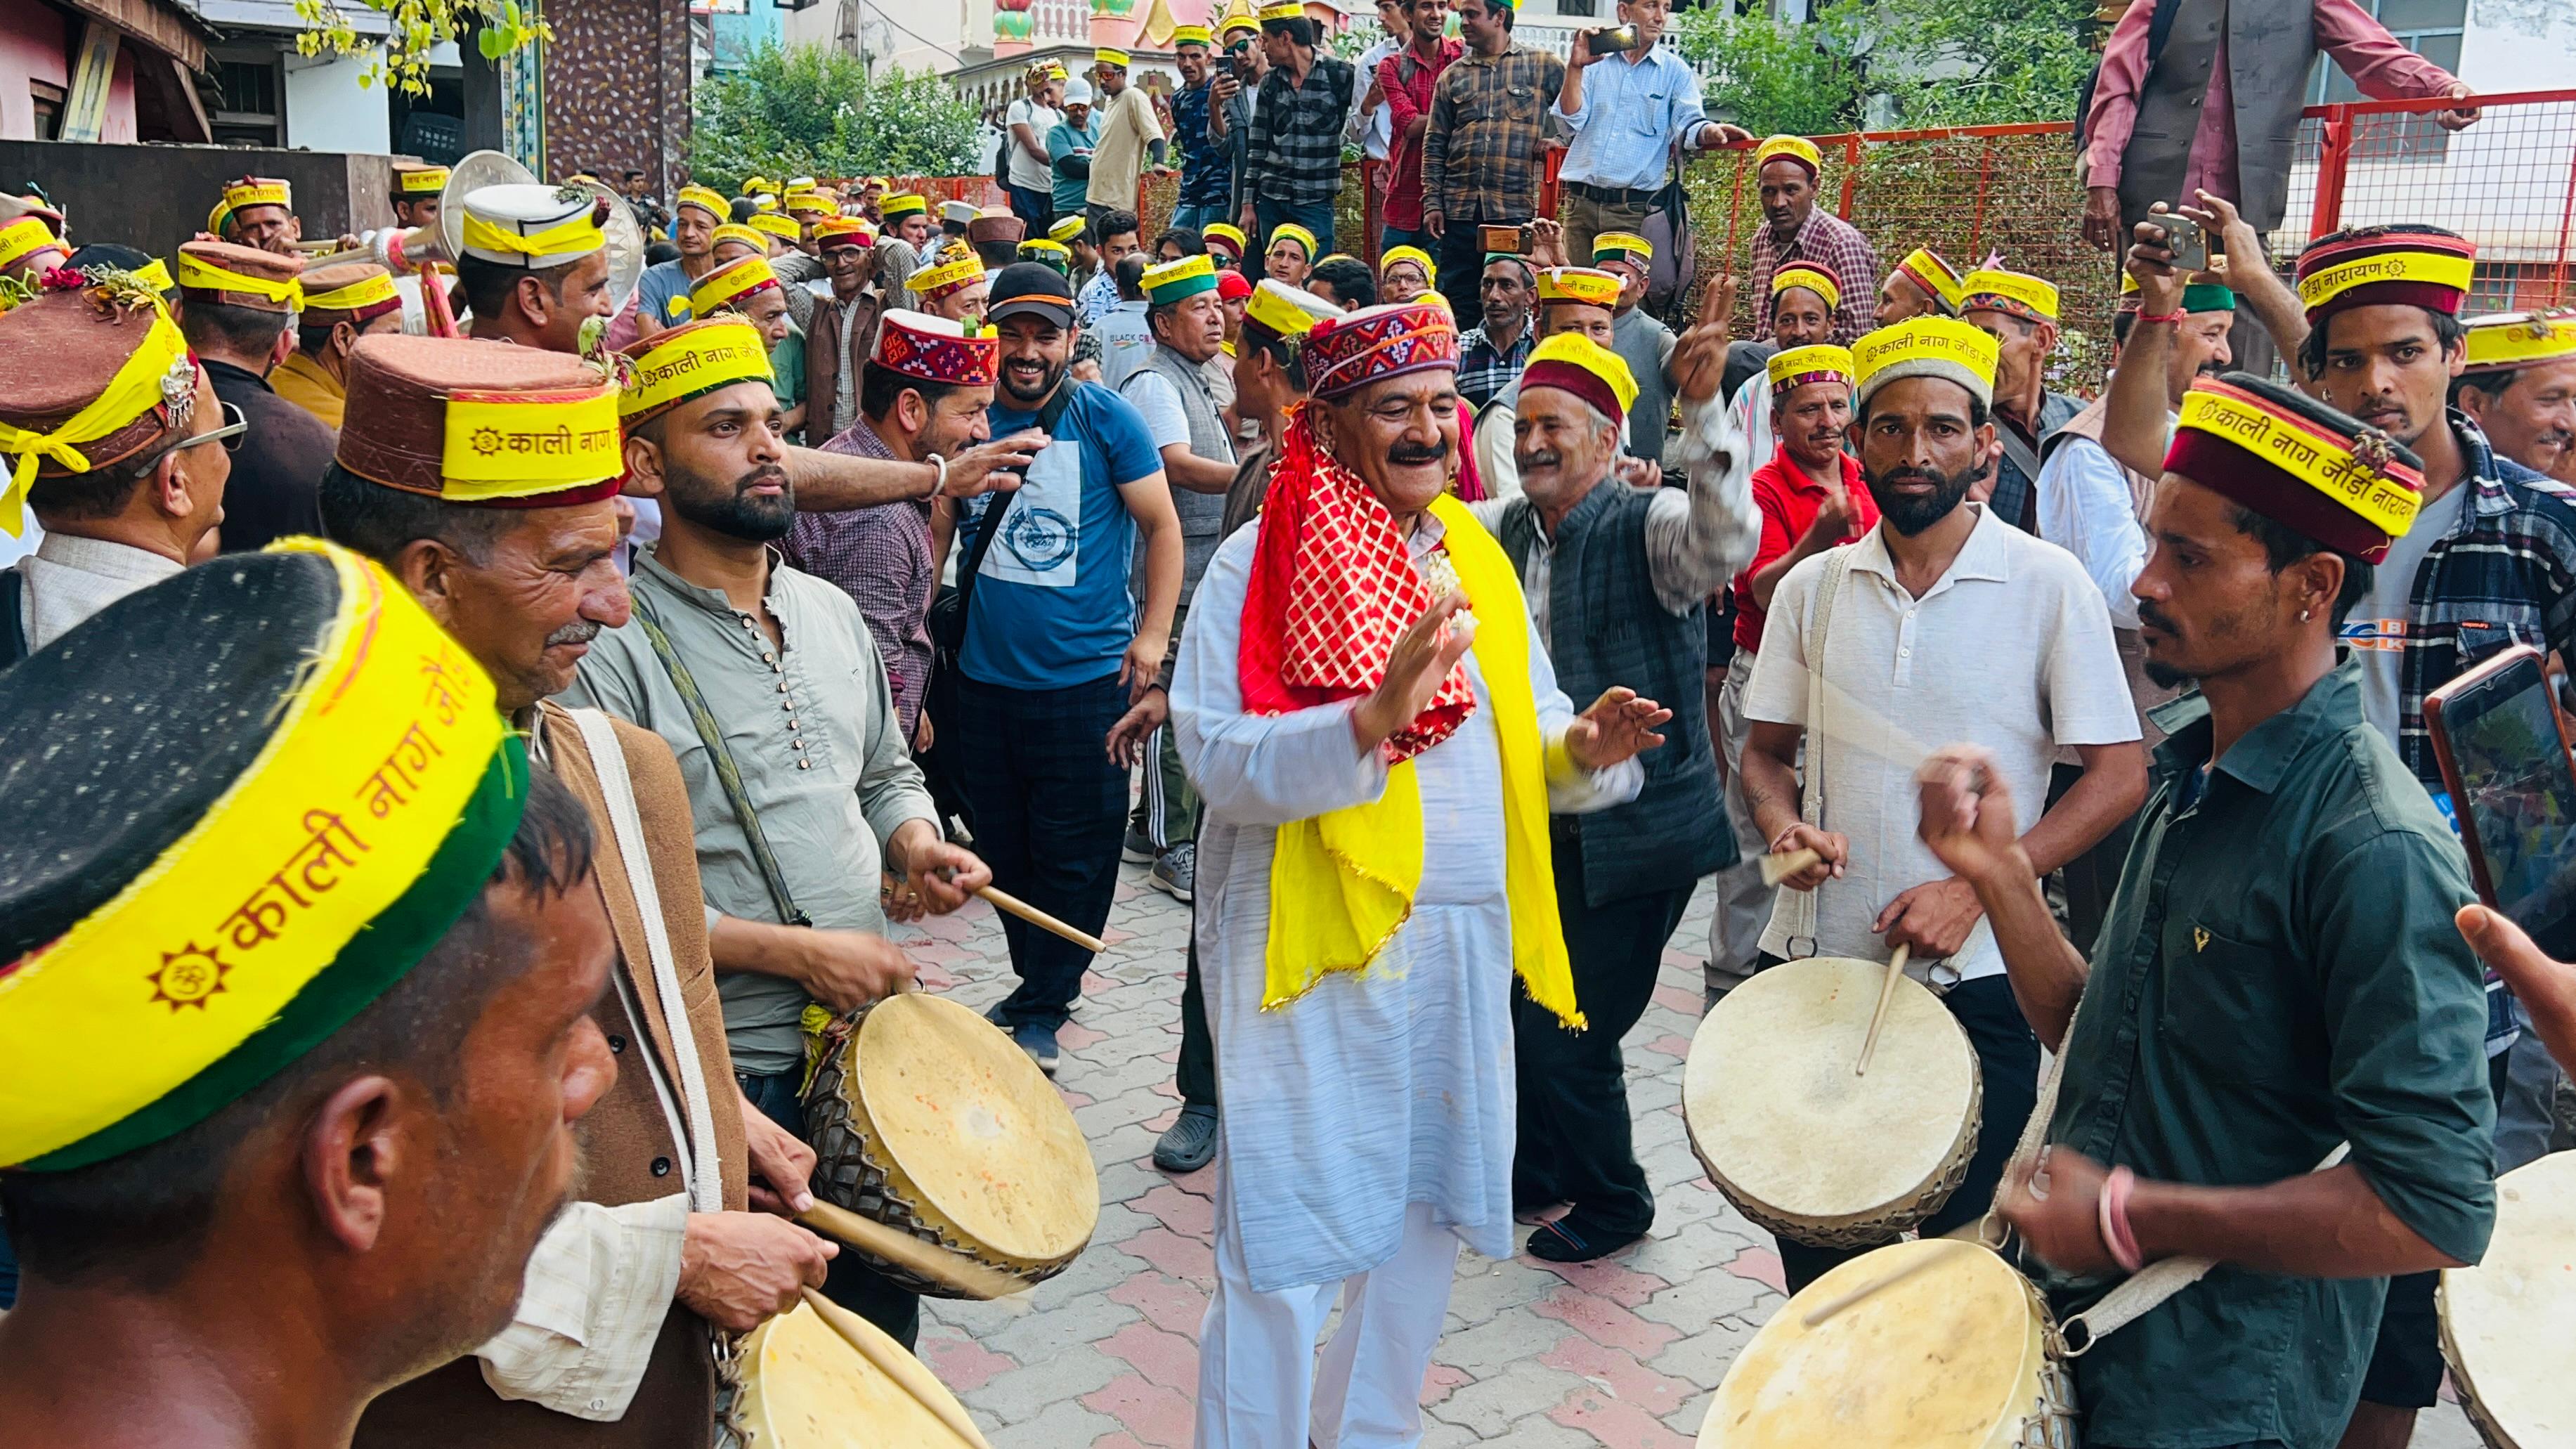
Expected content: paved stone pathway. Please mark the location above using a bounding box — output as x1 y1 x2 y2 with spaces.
890 864 2483 1448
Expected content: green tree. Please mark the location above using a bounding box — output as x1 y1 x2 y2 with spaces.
1677 0 2093 134
691 45 982 192
1675 4 1864 138
294 0 543 97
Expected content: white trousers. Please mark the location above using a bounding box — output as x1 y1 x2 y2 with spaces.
1195 1190 1462 1449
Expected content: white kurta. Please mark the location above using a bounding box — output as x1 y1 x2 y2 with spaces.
1173 514 1640 1294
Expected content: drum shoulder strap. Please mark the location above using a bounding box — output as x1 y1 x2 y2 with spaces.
1783 546 1856 950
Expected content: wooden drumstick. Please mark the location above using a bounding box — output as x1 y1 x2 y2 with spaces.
935 869 1110 954
1854 944 1911 1077
797 1200 1028 1301
1759 847 1822 888
798 1286 996 1449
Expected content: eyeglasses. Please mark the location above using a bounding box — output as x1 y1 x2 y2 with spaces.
177 399 248 455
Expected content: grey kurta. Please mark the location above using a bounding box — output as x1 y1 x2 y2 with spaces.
561 545 938 1075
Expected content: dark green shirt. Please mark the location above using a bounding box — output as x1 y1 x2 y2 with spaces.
2040 661 2494 1449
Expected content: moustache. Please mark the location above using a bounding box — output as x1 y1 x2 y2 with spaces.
1515 447 1563 474
545 618 603 648
2194 359 2227 377
1389 438 1451 466
736 465 788 494
2136 599 2180 635
1878 467 1942 488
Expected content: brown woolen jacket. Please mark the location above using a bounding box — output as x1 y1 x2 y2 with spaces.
354 704 749 1449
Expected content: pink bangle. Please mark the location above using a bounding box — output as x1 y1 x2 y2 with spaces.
2098 1164 2145 1273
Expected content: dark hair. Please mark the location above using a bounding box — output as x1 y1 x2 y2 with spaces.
455 254 580 323
2452 366 2518 409
25 443 166 522
1246 332 1308 390
0 766 594 1291
729 197 760 223
2297 304 2466 382
1311 256 1374 309
1091 209 1139 247
1155 226 1206 257
1854 379 1990 433
2227 504 2376 625
859 358 964 425
177 296 290 358
1114 252 1151 301
644 240 681 267
318 461 520 565
1262 14 1318 46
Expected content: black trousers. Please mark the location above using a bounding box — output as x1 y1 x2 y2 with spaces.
1433 223 1495 335
1768 968 2043 1295
955 672 1127 1031
1176 929 1218 1107
1511 837 1696 1237
737 1070 920 1349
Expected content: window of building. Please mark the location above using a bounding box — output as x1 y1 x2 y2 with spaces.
2305 0 2465 161
1557 0 1597 15
210 51 283 148
28 81 63 141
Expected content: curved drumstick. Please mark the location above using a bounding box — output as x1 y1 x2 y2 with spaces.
934 868 1109 954
797 1200 1028 1301
798 1287 996 1448
1854 944 1911 1076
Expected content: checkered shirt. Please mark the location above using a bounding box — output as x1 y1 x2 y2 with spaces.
1747 208 1882 346
1421 45 1565 225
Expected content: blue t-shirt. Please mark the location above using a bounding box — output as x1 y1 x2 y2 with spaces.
635 258 695 326
962 381 1162 691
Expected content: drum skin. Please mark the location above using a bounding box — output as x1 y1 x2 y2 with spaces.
805 993 1099 1295
731 1301 980 1448
1682 956 1982 1247
2440 1150 2576 1449
1700 1238 2076 1449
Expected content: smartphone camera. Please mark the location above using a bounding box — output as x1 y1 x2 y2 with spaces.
2158 213 2209 273
1582 24 1639 56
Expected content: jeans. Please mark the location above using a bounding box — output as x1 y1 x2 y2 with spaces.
1512 836 1696 1236
736 1069 920 1349
1767 970 2043 1295
1171 202 1227 235
1379 223 1430 255
1008 183 1054 233
956 670 1127 1030
1433 223 1494 334
1253 197 1335 264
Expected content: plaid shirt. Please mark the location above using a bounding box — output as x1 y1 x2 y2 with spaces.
1456 321 1532 410
1171 80 1231 210
780 417 937 739
1247 54 1358 207
1747 208 1882 346
1422 45 1565 224
2355 416 2576 794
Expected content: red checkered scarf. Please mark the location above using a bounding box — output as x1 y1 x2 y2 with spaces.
1237 402 1476 763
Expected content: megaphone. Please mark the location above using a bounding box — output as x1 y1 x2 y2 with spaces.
309 150 646 315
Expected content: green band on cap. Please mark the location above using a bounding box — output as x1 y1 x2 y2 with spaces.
2182 282 2237 313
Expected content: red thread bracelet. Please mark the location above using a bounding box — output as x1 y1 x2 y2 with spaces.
2099 1164 2145 1273
2137 309 2186 326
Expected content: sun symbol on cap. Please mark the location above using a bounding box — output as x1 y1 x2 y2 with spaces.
148 942 230 1011
470 425 505 456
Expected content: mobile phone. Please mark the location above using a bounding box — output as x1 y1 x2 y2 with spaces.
2157 213 2208 273
1221 53 1239 79
2427 644 2576 959
1480 223 1527 255
1582 24 1638 56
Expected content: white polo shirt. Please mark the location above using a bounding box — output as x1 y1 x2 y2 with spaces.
1743 503 2140 982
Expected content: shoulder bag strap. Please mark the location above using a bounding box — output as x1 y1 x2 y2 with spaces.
955 382 1079 628
629 588 812 928
1781 545 1855 955
565 706 727 1214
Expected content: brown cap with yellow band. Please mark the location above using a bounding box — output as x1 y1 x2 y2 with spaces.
334 334 623 507
174 239 305 313
299 263 404 329
391 163 449 197
0 282 198 538
2166 372 2425 564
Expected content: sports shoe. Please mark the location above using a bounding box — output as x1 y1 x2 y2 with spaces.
1122 827 1157 864
983 1003 1062 1077
1152 1103 1219 1172
1149 843 1195 903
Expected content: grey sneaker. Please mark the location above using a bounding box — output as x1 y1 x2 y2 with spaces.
1152 1103 1219 1172
1123 827 1158 864
1149 843 1195 903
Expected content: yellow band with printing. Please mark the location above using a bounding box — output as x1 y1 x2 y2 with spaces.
2296 249 2474 311
2464 312 2576 371
2178 387 2422 538
303 272 401 314
620 320 775 420
460 208 605 266
440 386 623 499
0 301 189 538
0 215 60 270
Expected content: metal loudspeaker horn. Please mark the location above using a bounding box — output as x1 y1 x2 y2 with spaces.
306 149 535 273
561 174 646 312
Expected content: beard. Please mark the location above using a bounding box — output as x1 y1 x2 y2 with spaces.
670 462 795 542
1000 353 1065 408
1863 459 1976 536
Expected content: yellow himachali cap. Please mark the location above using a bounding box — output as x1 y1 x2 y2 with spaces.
1754 135 1821 179
1767 342 1855 394
1048 214 1088 245
675 184 729 219
816 216 875 250
710 222 767 254
1143 254 1218 304
1240 277 1339 346
1535 266 1622 308
1771 261 1840 311
394 164 449 196
1893 247 1965 315
1591 232 1653 269
1202 222 1247 255
1220 1 1260 36
748 212 802 243
2465 311 2576 372
1379 245 1436 285
1096 46 1131 68
2293 226 2476 322
1172 24 1213 45
691 254 781 317
1521 331 1639 427
1259 0 1306 20
1853 316 1998 410
458 184 611 268
1019 238 1073 271
1269 223 1318 259
880 193 930 221
785 190 835 219
620 317 776 426
0 214 66 274
299 264 403 327
907 254 988 301
223 176 292 213
1416 290 1453 317
1960 267 2060 323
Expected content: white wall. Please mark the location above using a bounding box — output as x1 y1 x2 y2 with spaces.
283 48 391 155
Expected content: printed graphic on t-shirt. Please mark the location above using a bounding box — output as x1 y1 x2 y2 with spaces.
980 441 1081 587
2341 618 2408 652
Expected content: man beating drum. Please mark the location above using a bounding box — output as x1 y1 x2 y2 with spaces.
1912 374 2498 1449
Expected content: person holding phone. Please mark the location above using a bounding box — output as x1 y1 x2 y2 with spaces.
1551 0 1750 265
1420 0 1564 333
1919 372 2497 1449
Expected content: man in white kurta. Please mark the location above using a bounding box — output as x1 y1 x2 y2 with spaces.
1171 299 1660 1449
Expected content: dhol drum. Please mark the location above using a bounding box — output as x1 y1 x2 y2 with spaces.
804 992 1098 1296
2440 1149 2576 1448
721 1300 984 1448
1682 956 1981 1247
1699 1237 2079 1449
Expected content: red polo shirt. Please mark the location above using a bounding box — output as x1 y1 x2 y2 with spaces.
1731 449 1877 654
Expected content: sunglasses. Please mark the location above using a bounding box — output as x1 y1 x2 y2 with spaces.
174 400 248 456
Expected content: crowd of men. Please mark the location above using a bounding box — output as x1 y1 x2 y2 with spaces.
5 0 2576 1445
